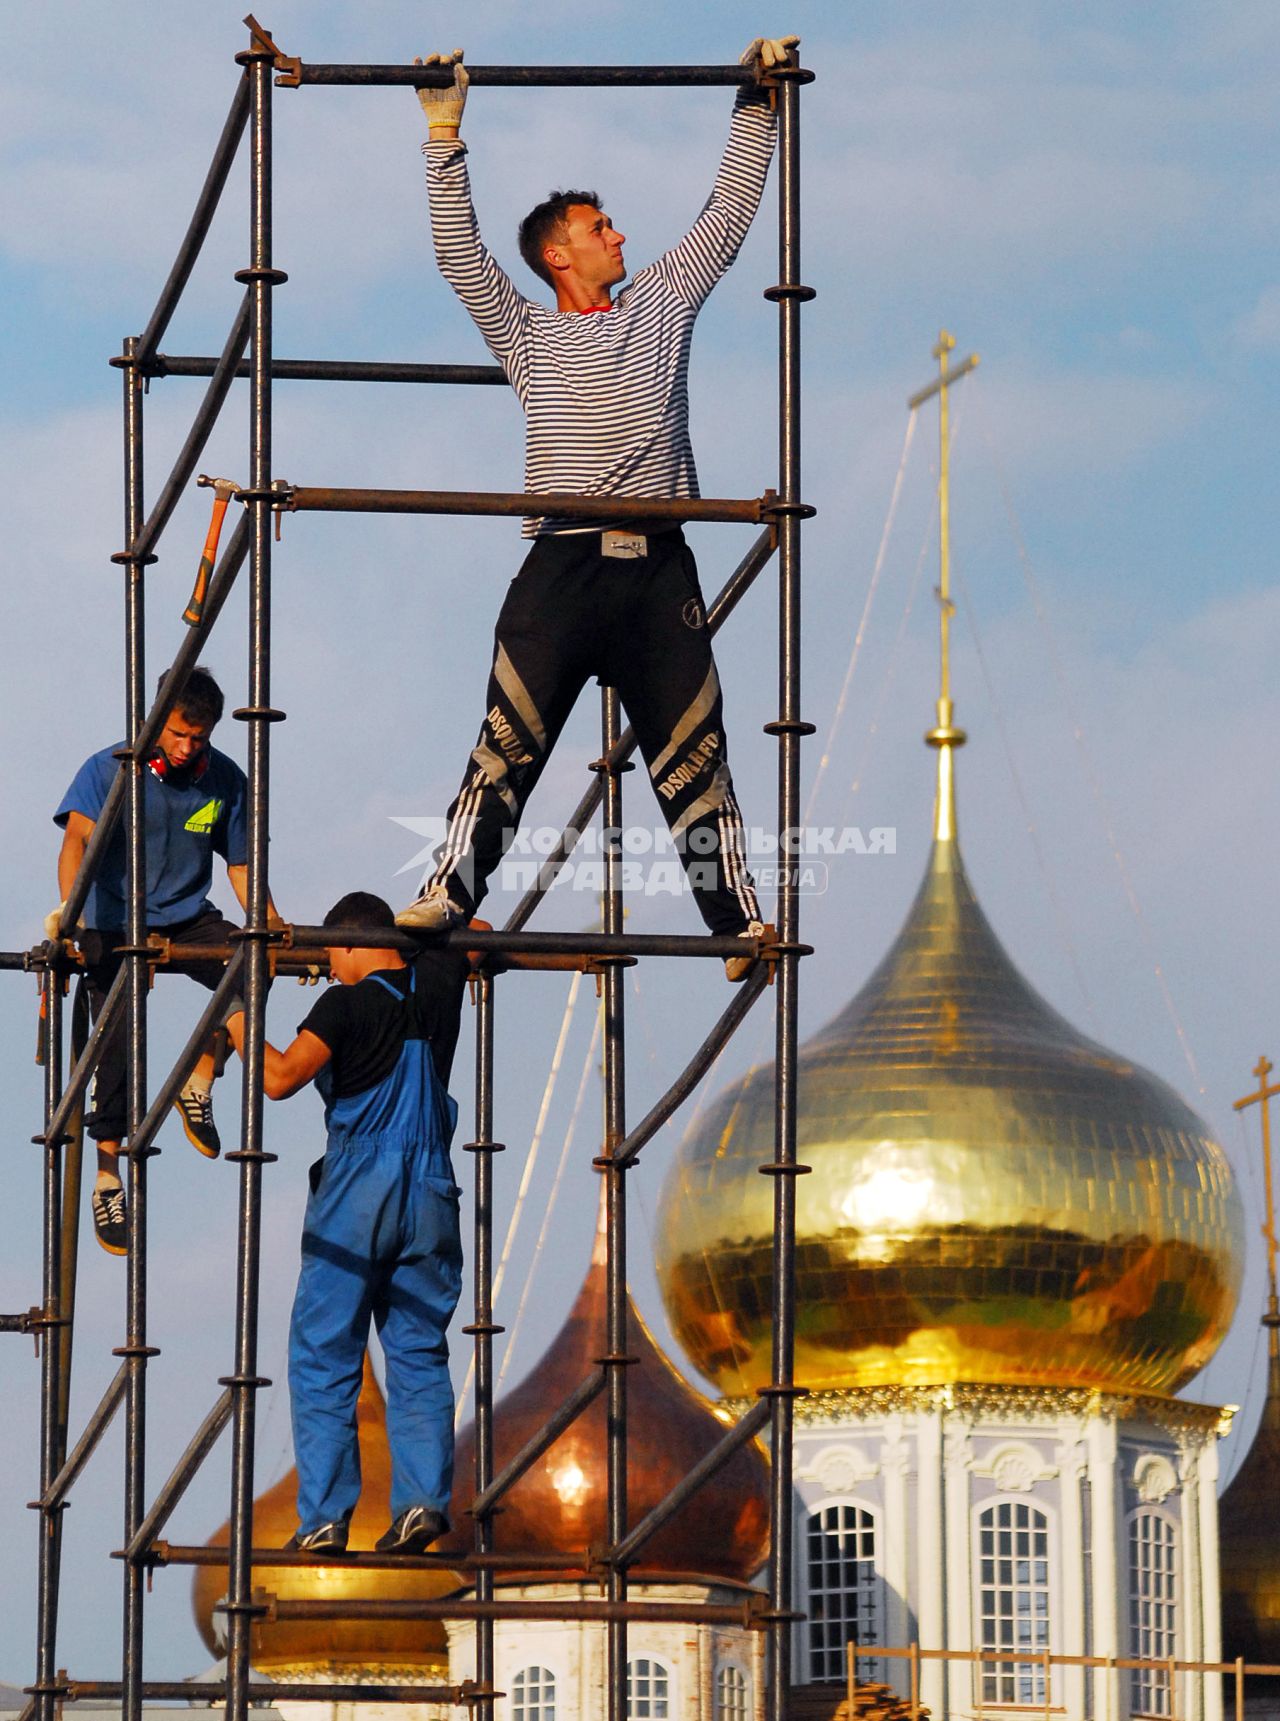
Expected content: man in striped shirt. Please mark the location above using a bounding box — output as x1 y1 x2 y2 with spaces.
398 38 797 976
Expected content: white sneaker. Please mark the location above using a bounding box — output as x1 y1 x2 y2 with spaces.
724 920 767 983
395 883 467 933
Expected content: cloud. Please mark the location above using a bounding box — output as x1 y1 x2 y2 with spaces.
1231 284 1280 352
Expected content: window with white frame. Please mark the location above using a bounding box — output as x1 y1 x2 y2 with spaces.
977 1499 1052 1704
511 1665 556 1721
627 1656 670 1718
1129 1511 1178 1717
716 1662 749 1721
805 1501 880 1682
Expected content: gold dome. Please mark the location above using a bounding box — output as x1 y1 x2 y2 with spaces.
192 1355 462 1679
655 744 1243 1400
1220 1330 1280 1663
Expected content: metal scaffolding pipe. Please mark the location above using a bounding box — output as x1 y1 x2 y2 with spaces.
286 485 770 524
144 355 507 386
290 64 763 89
468 976 497 1721
64 1681 481 1707
611 1398 771 1567
41 965 126 1150
39 1363 128 1512
472 1373 605 1518
137 75 250 365
124 952 245 1164
122 1389 232 1561
267 1598 762 1626
148 1542 589 1573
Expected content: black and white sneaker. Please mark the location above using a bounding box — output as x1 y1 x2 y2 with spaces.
724 920 767 984
284 1521 350 1555
375 1506 449 1555
92 1183 127 1256
394 885 466 934
174 1082 221 1159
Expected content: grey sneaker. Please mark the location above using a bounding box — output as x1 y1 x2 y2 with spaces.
92 1182 128 1256
724 920 767 983
284 1521 350 1555
395 884 467 933
375 1505 449 1554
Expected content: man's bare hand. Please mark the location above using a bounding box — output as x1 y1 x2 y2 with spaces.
415 49 469 134
740 35 800 79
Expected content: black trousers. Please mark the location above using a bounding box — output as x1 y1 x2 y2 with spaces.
82 908 239 1145
429 528 759 937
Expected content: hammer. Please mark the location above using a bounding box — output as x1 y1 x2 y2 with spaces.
183 475 239 627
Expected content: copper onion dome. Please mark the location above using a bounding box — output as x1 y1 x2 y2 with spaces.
654 726 1243 1400
439 1198 770 1582
192 1355 462 1678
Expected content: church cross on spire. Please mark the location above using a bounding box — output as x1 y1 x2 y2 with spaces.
908 330 979 841
1234 1053 1280 1347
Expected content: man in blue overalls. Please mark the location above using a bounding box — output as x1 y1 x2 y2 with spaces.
227 891 470 1555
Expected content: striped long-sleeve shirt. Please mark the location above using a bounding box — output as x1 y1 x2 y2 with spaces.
424 92 777 535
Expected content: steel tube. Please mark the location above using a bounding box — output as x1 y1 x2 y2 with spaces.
612 1398 770 1567
56 982 90 1445
470 978 497 1721
766 68 806 1721
149 1543 588 1573
146 356 506 386
60 512 251 934
125 952 245 1164
294 64 760 89
64 1683 479 1706
39 1364 129 1511
33 954 65 1721
600 687 628 1721
137 75 250 365
472 1373 605 1517
613 964 769 1168
127 295 251 566
42 966 126 1151
269 1599 760 1626
287 486 766 523
504 528 776 931
224 37 277 1721
122 1389 232 1560
288 927 762 960
119 321 149 1721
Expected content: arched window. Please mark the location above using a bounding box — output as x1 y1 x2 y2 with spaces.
1129 1511 1178 1717
805 1501 880 1682
977 1500 1052 1704
716 1662 749 1721
511 1665 556 1721
627 1656 671 1718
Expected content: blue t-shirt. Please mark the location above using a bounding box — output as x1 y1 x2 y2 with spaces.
54 743 249 930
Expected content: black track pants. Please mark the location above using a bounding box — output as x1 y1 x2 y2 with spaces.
428 529 759 937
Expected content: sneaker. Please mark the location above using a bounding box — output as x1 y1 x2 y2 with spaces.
92 1183 128 1256
724 920 767 984
174 1081 221 1159
395 884 467 934
375 1505 449 1555
284 1521 350 1555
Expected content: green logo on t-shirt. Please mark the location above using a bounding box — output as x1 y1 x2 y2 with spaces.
184 798 224 834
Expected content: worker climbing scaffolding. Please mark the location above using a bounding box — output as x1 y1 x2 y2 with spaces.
396 37 800 978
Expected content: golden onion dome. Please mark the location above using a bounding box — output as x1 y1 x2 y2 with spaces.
192 1354 462 1678
654 735 1244 1401
441 1198 770 1583
1220 1329 1280 1663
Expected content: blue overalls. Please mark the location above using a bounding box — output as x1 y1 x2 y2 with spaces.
288 968 463 1534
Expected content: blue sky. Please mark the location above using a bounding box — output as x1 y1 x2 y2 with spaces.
1 0 1277 1686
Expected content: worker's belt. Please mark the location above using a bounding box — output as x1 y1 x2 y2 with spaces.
600 529 650 560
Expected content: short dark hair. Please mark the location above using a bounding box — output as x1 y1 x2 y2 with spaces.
518 189 603 288
156 665 224 730
323 892 396 932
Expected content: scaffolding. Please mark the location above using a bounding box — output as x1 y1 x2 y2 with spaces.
3 18 811 1721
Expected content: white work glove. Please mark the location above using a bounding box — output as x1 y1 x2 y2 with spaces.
415 49 469 132
740 35 800 79
43 901 82 942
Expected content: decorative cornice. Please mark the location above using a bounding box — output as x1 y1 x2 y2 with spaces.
722 1384 1230 1436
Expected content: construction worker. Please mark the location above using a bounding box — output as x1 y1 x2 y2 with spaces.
50 667 274 1256
398 36 799 979
226 893 470 1556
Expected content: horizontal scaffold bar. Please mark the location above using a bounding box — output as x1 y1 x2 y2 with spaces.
61 1681 481 1707
286 64 765 90
150 1542 590 1573
136 355 508 387
263 1597 765 1627
284 485 773 523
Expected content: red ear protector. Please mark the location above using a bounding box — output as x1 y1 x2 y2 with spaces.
147 748 210 786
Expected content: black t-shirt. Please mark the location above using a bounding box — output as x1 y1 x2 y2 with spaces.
299 948 469 1100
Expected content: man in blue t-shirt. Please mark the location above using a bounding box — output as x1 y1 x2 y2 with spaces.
226 891 470 1557
51 666 273 1256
